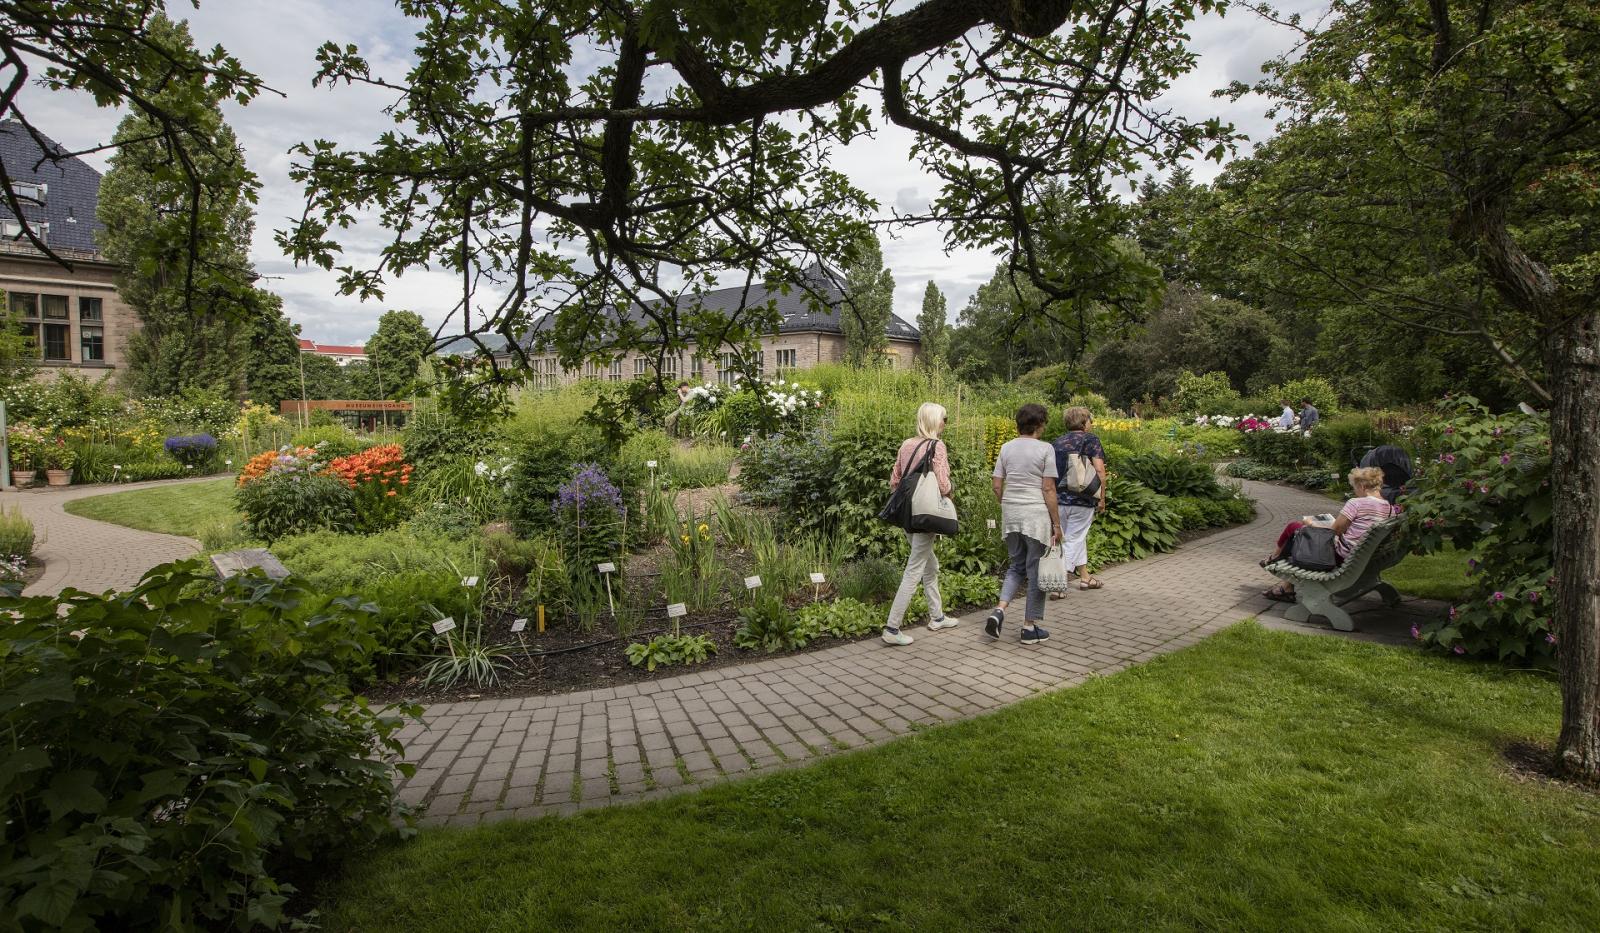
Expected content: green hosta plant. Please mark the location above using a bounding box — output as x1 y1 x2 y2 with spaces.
908 571 1002 619
795 597 883 640
734 593 807 652
625 633 717 672
1404 396 1553 661
0 562 416 931
1086 475 1180 571
1116 452 1226 499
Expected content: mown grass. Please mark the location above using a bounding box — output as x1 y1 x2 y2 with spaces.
321 624 1597 931
1387 545 1473 602
63 478 238 539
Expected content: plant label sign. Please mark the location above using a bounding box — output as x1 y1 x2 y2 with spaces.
597 562 617 574
809 572 826 584
744 575 762 590
510 618 528 633
432 618 457 635
986 519 997 530
646 460 658 468
666 603 687 618
461 575 479 588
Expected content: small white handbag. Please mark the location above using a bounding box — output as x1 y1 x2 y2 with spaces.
1037 545 1073 593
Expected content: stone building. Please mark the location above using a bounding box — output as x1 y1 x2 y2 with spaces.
518 267 921 387
0 121 135 380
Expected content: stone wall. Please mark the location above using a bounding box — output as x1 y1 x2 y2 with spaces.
0 250 133 384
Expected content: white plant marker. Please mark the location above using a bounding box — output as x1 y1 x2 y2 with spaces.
510 617 528 650
986 518 997 531
432 617 458 657
666 602 688 618
598 562 618 616
809 571 826 601
461 575 479 588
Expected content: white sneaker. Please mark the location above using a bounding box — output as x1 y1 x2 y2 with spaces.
927 616 959 631
881 626 914 646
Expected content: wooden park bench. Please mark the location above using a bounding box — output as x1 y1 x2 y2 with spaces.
1266 516 1406 632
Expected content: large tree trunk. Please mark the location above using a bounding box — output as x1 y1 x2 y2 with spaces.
1550 306 1600 780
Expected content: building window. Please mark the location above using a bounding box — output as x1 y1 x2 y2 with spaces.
0 219 47 242
662 354 679 379
690 353 703 382
775 349 797 374
608 357 623 381
11 182 46 203
536 357 558 389
717 352 738 385
42 294 69 319
8 292 38 318
43 323 70 361
633 356 650 378
583 360 601 379
79 296 103 321
80 327 104 363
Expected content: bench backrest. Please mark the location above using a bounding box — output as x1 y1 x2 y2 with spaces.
1338 517 1403 576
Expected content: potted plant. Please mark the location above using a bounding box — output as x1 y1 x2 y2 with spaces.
43 437 76 486
6 423 45 487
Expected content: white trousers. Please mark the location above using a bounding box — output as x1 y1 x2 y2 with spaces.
1058 505 1096 572
886 531 942 627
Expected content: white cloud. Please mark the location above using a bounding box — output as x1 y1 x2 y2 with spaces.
9 2 1316 340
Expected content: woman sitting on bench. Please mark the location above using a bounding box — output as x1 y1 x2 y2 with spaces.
1262 466 1397 602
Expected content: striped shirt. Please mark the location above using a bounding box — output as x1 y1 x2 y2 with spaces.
1337 495 1398 559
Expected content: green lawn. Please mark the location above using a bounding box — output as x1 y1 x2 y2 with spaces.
1387 545 1473 602
321 625 1598 931
63 478 238 539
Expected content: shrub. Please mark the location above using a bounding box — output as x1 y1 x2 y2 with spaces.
1067 391 1114 416
0 504 33 560
983 416 1016 469
1310 413 1401 470
290 424 366 459
1173 370 1241 415
1404 397 1552 661
1116 453 1226 499
1014 362 1089 403
907 571 1002 619
1085 476 1180 570
115 459 190 482
734 593 807 652
6 423 47 469
163 432 218 469
736 426 835 514
507 428 606 535
405 500 483 540
1166 493 1257 531
615 428 674 492
402 413 500 473
0 562 415 930
412 453 514 522
236 472 356 541
237 445 327 487
0 555 26 596
1267 376 1340 418
1223 459 1291 482
328 444 415 532
1240 429 1314 469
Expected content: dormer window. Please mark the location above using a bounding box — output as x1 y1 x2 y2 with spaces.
11 182 46 204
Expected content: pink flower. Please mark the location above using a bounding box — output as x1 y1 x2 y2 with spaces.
1448 605 1458 619
1500 453 1511 465
1453 645 1466 655
1490 591 1505 602
1410 624 1421 640
1445 426 1455 434
1529 591 1541 603
1546 632 1558 645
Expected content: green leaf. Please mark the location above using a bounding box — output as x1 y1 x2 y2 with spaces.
17 878 81 926
42 770 109 820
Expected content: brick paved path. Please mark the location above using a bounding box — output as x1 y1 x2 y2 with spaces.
0 477 211 596
397 479 1343 827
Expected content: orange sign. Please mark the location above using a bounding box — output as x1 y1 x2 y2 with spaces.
279 400 414 414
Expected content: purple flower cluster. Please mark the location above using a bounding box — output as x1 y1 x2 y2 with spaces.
164 433 218 453
552 463 624 528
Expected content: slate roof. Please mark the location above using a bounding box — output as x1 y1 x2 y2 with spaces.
516 264 921 350
0 121 105 253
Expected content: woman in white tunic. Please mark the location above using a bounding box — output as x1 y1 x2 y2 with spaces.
983 403 1061 646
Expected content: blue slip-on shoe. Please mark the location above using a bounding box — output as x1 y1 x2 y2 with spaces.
1020 624 1050 646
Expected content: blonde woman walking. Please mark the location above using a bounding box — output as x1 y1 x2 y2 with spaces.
882 402 956 645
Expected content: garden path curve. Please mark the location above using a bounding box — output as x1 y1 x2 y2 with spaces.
397 479 1375 827
0 476 211 596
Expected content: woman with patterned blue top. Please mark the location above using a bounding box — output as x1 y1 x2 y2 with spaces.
1051 406 1108 593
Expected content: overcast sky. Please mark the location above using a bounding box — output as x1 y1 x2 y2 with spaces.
14 1 1319 345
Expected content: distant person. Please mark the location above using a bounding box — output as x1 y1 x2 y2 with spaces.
1299 397 1320 432
1051 405 1107 594
1359 444 1413 505
983 403 1061 646
881 402 957 645
1278 400 1296 431
665 380 693 437
1262 466 1397 601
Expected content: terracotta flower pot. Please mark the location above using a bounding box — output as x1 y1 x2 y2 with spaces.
45 469 73 487
11 469 36 487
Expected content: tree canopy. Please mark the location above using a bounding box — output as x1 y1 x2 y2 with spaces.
280 0 1232 382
